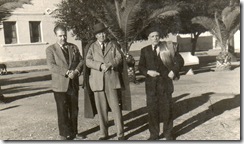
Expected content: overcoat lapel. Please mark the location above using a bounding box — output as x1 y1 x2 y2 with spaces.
103 42 112 57
95 41 104 57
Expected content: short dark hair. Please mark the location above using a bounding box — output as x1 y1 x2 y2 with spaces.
54 24 67 34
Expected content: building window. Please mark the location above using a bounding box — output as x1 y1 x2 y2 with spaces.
3 22 17 44
29 21 42 43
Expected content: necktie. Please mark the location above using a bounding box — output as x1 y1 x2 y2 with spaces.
153 45 157 56
101 43 105 55
61 45 69 63
62 45 68 54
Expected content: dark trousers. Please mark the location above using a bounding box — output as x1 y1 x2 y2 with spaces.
53 91 79 137
146 77 173 139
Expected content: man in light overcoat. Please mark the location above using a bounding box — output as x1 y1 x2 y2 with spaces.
86 23 125 140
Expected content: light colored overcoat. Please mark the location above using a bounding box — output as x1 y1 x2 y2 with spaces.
86 41 122 92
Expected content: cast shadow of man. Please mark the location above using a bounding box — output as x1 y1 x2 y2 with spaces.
172 94 240 139
80 92 215 140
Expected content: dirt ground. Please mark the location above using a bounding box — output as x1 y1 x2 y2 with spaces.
0 62 240 142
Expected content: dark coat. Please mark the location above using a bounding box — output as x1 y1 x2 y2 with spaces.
138 41 184 93
83 40 131 118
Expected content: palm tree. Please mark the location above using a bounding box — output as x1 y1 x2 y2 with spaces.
83 0 180 53
82 0 180 84
191 1 240 71
56 0 180 104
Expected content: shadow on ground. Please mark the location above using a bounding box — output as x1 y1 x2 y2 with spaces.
78 92 239 140
0 74 51 86
173 94 240 139
1 89 52 103
2 86 50 95
0 105 20 111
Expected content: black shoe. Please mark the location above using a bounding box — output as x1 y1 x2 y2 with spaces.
147 136 159 140
99 136 109 140
58 135 72 140
165 136 174 140
164 133 174 140
118 136 125 140
58 136 67 140
73 134 86 140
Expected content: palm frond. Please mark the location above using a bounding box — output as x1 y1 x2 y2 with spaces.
141 4 180 34
130 4 180 46
214 12 224 46
228 22 240 40
100 1 124 41
191 16 225 45
120 0 144 41
147 5 180 22
114 0 121 27
222 6 240 32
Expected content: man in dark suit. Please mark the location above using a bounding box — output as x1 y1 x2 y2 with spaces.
46 24 84 140
138 27 184 140
86 23 125 140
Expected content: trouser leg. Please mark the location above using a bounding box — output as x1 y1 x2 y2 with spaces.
147 95 159 138
94 91 109 137
146 79 159 139
53 92 73 137
105 87 124 137
68 91 79 135
160 92 173 138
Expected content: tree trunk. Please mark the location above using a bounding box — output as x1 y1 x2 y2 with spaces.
125 53 137 83
215 51 232 71
228 36 237 62
116 43 132 110
191 32 200 55
120 56 132 110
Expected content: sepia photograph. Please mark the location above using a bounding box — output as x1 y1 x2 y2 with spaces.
0 0 241 142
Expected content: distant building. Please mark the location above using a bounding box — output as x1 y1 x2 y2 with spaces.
0 0 81 67
130 31 240 53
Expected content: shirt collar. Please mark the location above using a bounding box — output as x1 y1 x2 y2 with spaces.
152 44 158 49
57 43 67 49
152 44 160 55
97 41 103 45
97 41 106 48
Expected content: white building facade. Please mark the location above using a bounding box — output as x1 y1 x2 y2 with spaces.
0 0 81 66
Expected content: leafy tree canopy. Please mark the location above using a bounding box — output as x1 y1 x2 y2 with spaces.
55 0 181 44
0 0 32 22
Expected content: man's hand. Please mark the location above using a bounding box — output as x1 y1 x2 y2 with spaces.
65 70 72 77
104 63 112 71
101 63 112 72
168 70 175 79
68 70 79 79
147 70 160 77
100 64 107 72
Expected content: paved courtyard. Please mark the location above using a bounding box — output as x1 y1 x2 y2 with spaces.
0 61 240 142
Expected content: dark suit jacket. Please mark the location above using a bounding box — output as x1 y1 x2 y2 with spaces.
138 41 184 93
46 42 83 92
